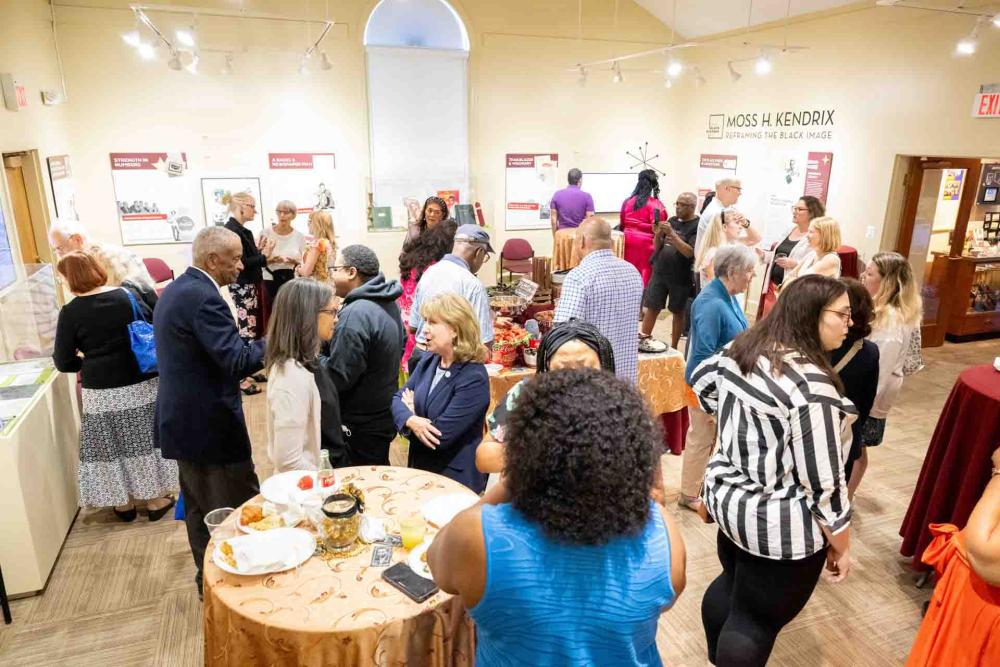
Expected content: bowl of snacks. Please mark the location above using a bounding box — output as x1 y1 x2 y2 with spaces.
489 295 530 317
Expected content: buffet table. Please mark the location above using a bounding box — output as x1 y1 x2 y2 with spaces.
488 349 690 454
203 466 477 667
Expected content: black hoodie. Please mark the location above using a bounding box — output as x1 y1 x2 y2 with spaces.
322 273 405 431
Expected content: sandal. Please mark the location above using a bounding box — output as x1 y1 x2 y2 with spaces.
677 494 702 512
113 506 137 522
240 382 262 396
251 373 267 383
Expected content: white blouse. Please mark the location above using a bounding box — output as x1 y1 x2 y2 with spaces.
262 227 306 273
869 310 916 419
266 359 322 472
796 250 842 279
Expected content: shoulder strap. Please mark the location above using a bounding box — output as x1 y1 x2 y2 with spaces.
833 339 863 373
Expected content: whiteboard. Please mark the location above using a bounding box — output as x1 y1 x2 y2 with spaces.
582 172 638 213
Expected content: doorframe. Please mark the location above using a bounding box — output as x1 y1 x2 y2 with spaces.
894 156 983 256
2 150 54 266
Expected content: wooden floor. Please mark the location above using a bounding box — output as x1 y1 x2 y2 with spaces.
1 336 997 666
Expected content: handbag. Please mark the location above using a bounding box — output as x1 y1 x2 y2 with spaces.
901 327 924 377
124 288 158 373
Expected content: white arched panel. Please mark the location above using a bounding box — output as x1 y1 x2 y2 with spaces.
364 0 469 51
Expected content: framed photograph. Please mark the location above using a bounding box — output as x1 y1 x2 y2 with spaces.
201 177 264 236
984 187 998 203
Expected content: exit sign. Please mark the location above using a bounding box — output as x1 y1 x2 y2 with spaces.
974 84 1000 118
14 84 27 108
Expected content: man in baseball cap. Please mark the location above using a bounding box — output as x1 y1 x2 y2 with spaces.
407 224 494 372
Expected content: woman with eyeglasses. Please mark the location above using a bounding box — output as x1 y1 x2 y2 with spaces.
223 192 274 395
691 274 856 666
757 196 826 320
264 278 347 472
261 200 305 303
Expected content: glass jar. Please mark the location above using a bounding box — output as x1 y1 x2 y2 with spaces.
320 493 361 553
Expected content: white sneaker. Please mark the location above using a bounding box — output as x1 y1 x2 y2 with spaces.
638 336 668 353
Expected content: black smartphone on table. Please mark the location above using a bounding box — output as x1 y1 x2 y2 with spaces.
382 562 438 603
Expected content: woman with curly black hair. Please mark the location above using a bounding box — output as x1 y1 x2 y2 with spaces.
429 368 686 666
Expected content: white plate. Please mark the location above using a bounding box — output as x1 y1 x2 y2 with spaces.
485 363 504 376
422 493 478 528
260 470 329 505
236 506 297 534
408 540 433 580
212 527 316 575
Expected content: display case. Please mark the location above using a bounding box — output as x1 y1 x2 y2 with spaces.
0 263 80 596
926 253 1000 342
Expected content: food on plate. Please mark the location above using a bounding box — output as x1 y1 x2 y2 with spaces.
219 540 237 569
297 475 314 490
240 504 264 526
248 515 285 532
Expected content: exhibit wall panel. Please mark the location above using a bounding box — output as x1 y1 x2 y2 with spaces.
667 5 1000 263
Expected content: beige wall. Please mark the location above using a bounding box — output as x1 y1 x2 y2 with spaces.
659 4 1000 262
2 1 998 279
2 0 678 280
0 0 75 263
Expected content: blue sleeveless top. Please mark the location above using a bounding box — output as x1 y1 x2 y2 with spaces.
470 501 674 666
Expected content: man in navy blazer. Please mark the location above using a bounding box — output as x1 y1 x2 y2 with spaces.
154 226 265 596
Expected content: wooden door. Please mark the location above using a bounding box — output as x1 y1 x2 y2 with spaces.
3 159 41 264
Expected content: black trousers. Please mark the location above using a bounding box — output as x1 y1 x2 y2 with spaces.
344 420 396 467
263 269 295 303
702 530 827 666
178 459 259 592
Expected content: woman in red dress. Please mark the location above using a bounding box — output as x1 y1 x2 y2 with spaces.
620 169 667 286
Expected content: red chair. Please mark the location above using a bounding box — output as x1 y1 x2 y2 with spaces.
143 257 175 295
837 246 859 279
498 238 534 284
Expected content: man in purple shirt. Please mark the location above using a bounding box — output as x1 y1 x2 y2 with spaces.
549 168 595 235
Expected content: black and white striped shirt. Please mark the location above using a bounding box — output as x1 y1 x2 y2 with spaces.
691 348 857 561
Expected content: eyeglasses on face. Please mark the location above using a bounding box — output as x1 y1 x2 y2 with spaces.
823 308 853 323
792 206 809 212
729 185 742 192
319 308 338 315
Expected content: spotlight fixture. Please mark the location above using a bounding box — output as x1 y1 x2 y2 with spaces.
121 30 142 47
993 14 1000 29
667 60 683 78
137 42 156 60
298 57 309 75
222 54 234 75
175 28 196 48
754 53 772 75
576 65 587 87
320 51 332 70
185 53 200 75
611 61 623 84
727 61 742 83
956 17 984 55
693 66 707 87
664 78 673 90
956 37 977 55
167 50 182 71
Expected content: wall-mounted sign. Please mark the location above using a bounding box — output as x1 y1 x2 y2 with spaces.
46 155 78 221
505 153 559 230
267 152 336 234
110 152 201 245
973 83 1000 119
803 152 834 204
706 109 836 141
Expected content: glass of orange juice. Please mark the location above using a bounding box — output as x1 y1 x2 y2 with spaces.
399 513 426 550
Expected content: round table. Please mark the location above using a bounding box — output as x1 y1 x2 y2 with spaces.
899 365 1000 566
551 228 625 272
203 466 478 666
488 349 690 454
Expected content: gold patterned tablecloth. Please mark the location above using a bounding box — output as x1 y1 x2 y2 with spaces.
488 349 687 416
203 466 478 667
551 228 625 272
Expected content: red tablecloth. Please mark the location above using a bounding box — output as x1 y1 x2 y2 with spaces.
899 365 1000 565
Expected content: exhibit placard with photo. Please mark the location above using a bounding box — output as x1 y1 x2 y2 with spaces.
46 155 79 221
201 177 265 236
266 153 336 234
505 153 558 230
110 152 201 245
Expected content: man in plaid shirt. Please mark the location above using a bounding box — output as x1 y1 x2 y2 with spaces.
554 217 642 383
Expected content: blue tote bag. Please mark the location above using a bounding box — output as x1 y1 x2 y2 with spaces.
124 289 157 373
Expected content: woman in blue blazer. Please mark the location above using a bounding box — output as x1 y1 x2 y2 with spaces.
392 292 490 493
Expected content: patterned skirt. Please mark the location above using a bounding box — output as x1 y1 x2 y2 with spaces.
79 377 178 508
228 282 259 339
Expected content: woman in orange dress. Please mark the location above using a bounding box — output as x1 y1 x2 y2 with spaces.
906 447 1000 666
